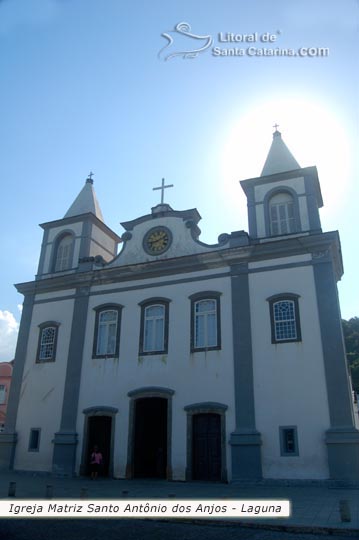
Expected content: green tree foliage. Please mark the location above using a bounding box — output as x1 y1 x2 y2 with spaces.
342 317 359 393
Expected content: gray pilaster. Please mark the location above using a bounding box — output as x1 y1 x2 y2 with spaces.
304 175 322 231
36 229 50 278
52 287 90 476
79 219 92 260
313 258 359 482
229 264 262 480
245 185 257 238
0 294 35 469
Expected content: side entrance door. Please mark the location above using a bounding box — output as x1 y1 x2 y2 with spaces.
192 413 221 481
87 415 112 476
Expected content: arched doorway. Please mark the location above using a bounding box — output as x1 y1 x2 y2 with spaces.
127 387 174 480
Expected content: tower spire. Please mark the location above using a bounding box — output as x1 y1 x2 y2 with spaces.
261 128 300 176
64 173 104 221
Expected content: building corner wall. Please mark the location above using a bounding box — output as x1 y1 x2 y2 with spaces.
0 295 34 469
313 255 359 482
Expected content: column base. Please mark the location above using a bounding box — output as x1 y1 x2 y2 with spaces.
326 428 359 482
52 431 78 476
230 429 262 480
0 432 17 470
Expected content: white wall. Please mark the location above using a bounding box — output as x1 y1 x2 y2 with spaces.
90 223 117 260
14 298 75 472
76 273 236 480
249 262 330 479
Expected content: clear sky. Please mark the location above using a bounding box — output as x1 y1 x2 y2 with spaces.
0 0 358 360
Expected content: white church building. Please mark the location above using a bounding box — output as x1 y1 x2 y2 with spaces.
1 130 359 482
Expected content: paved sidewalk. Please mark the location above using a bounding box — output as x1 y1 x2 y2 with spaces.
0 471 358 536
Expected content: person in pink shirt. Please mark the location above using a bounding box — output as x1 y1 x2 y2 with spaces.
90 445 103 479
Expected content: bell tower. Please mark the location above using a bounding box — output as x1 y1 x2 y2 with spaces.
36 174 120 279
240 129 323 240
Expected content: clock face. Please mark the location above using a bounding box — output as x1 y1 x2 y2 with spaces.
143 226 172 255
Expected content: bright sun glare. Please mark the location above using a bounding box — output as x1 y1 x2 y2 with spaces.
219 97 351 227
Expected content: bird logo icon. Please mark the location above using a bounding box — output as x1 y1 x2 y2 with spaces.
158 22 213 61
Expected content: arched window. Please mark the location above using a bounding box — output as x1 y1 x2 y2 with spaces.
269 192 295 236
139 298 170 355
93 305 122 358
54 234 73 271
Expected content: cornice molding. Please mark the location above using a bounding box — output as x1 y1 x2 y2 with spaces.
40 212 121 242
15 231 342 296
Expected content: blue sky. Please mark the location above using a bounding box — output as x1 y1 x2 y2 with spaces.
0 0 358 359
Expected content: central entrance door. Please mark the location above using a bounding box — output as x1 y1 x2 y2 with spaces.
134 397 167 478
192 413 221 481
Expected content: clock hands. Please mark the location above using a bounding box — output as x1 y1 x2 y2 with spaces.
144 227 172 255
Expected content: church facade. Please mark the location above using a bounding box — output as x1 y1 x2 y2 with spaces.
1 130 359 482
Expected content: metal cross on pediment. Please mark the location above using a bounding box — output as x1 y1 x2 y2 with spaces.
153 178 174 204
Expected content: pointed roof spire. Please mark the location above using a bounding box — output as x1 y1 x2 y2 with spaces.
261 127 300 176
64 172 104 221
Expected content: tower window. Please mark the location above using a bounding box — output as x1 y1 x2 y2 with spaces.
269 192 296 236
53 233 74 272
267 294 301 344
274 300 296 340
36 322 59 363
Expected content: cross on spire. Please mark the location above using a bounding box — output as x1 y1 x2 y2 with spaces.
273 123 280 132
153 178 174 204
86 171 94 184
